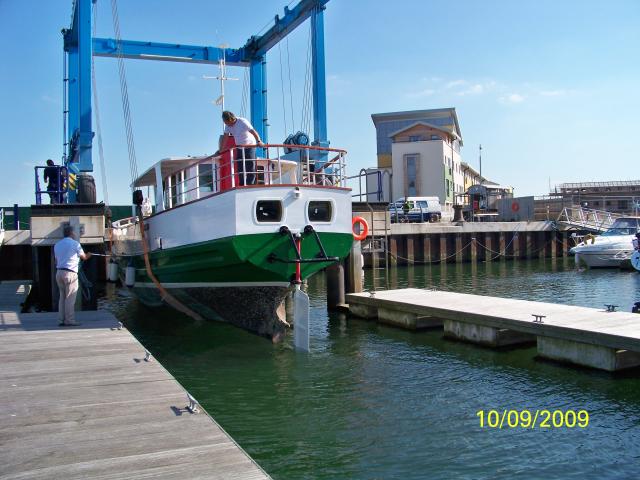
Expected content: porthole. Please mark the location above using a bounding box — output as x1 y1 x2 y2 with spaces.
308 201 332 222
256 200 282 222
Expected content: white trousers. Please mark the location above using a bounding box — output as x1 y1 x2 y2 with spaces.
56 270 78 324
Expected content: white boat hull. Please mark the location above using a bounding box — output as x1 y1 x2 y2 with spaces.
574 250 632 268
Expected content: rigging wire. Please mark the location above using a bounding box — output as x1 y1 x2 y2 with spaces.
240 67 249 118
285 36 296 133
91 4 109 206
300 22 314 137
278 41 288 137
110 0 139 189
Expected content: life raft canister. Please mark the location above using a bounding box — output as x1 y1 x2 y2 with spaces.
352 216 369 241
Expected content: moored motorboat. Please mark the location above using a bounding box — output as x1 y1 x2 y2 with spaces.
570 217 640 268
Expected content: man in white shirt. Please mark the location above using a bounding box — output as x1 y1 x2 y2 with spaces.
54 225 92 326
222 110 263 186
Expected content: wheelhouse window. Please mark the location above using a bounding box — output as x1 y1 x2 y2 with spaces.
198 164 214 194
256 200 282 222
308 201 332 222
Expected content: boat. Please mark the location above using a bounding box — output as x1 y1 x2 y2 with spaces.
111 143 353 340
570 217 640 268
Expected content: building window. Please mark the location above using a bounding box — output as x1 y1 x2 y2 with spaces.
409 135 421 142
618 200 629 210
431 135 440 141
404 154 419 196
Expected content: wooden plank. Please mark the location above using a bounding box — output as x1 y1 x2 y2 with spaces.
347 288 640 352
0 306 270 480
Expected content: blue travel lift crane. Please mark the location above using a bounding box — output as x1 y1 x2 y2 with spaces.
59 0 334 351
60 0 330 203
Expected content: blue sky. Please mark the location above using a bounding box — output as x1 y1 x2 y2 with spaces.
1 0 639 206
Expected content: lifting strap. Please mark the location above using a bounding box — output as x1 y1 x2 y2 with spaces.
137 212 203 322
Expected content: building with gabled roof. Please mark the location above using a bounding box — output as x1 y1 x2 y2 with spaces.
371 108 463 169
370 108 464 206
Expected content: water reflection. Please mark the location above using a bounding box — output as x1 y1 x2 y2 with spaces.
102 258 640 480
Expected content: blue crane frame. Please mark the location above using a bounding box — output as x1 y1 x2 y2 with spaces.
62 0 330 202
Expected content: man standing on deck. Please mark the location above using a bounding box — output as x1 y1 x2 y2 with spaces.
54 225 92 326
43 159 60 204
221 111 263 186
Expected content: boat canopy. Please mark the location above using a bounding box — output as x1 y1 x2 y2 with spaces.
132 156 211 188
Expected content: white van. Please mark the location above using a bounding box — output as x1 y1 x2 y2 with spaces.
389 196 442 223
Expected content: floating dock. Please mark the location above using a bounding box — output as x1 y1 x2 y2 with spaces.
347 288 640 372
0 281 270 479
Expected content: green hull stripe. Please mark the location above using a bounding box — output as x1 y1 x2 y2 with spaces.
128 232 353 284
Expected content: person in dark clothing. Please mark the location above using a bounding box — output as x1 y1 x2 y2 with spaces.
43 159 60 204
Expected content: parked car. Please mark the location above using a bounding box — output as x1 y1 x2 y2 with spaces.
389 197 442 223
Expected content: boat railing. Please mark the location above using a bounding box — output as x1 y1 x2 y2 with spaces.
161 144 347 210
557 206 624 232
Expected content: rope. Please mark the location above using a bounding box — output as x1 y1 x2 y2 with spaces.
136 213 204 322
385 234 559 265
78 264 93 302
110 0 139 188
386 241 474 265
474 235 556 259
108 0 201 323
91 6 109 206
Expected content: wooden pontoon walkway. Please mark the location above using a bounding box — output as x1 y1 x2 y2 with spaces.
347 288 640 372
0 281 270 480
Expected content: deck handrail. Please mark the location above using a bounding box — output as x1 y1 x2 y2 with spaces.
160 144 348 210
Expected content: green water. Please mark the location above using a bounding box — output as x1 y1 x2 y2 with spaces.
104 258 640 479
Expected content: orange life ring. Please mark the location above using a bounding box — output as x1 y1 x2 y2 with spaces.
511 201 520 212
352 216 369 241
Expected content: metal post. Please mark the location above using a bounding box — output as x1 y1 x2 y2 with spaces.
13 204 19 231
250 56 268 144
311 5 328 147
326 263 345 309
77 0 93 173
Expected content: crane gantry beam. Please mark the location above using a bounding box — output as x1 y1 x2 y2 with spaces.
62 0 330 202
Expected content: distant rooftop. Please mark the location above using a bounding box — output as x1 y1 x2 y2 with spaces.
557 180 640 189
371 108 462 154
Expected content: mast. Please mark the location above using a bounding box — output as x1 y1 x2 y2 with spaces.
203 45 237 131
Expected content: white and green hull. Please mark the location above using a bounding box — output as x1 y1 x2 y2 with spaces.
114 185 353 339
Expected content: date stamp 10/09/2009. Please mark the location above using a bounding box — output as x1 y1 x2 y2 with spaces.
477 410 589 429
